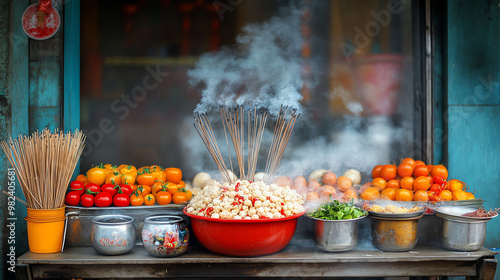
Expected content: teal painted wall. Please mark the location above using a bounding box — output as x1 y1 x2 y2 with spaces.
447 0 500 277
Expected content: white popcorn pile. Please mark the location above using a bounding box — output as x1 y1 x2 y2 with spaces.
186 179 305 219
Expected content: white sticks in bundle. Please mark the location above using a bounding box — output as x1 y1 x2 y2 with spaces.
194 105 297 184
0 129 86 209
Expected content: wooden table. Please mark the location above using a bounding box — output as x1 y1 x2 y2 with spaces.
16 245 497 279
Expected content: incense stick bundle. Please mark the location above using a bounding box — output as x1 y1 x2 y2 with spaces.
194 105 296 184
0 129 86 209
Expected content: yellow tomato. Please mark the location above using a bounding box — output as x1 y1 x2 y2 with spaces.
87 164 107 185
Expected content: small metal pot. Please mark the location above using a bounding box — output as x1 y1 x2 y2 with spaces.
370 214 422 252
91 215 136 255
308 215 367 252
142 215 189 257
439 217 487 251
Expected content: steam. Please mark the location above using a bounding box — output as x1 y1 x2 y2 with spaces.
188 4 313 115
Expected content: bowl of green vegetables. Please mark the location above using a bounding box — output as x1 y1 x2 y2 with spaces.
307 200 368 252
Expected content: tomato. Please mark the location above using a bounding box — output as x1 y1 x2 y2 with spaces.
95 192 113 207
413 165 429 177
166 183 179 195
401 158 416 167
150 166 166 182
413 190 429 201
113 193 130 207
156 191 172 205
414 176 431 191
137 169 156 185
70 180 85 195
177 180 186 189
152 183 167 196
100 183 117 196
438 189 452 201
400 177 414 190
65 191 81 206
430 184 442 192
144 194 156 206
360 187 380 201
395 189 413 201
138 185 151 196
426 165 434 173
371 165 383 179
186 190 193 200
431 165 448 180
380 188 396 200
397 163 414 178
372 178 387 191
80 194 95 207
87 164 107 185
105 170 122 185
386 179 400 189
118 165 138 185
172 191 188 204
76 174 88 184
164 167 182 184
118 184 133 196
84 183 100 194
414 160 426 166
380 165 397 181
130 192 144 206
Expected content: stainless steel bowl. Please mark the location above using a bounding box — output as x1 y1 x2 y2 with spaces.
370 214 423 252
142 215 189 257
91 215 136 255
433 207 495 251
308 215 367 252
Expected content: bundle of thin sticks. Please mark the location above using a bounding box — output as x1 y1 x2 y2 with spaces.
194 105 298 184
0 128 86 209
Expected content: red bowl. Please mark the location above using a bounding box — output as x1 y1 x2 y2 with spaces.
183 208 305 257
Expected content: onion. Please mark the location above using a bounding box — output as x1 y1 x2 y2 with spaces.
253 172 266 182
343 169 361 185
193 172 211 190
308 169 328 182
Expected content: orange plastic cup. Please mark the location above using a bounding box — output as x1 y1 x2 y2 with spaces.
26 207 66 253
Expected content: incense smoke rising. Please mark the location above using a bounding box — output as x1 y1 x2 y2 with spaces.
188 4 313 115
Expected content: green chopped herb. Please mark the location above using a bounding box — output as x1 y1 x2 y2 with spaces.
308 199 367 220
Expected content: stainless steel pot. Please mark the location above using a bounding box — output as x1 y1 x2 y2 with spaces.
308 215 367 252
439 216 488 251
142 215 189 257
370 214 423 252
91 215 136 255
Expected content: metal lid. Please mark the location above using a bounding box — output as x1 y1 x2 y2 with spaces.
367 209 426 219
144 215 183 224
92 215 134 225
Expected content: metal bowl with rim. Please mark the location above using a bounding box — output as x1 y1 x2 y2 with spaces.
307 215 368 252
432 206 497 251
91 215 136 255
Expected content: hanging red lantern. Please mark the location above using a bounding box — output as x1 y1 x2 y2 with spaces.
22 0 60 40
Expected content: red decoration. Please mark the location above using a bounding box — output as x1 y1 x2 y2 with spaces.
22 0 60 40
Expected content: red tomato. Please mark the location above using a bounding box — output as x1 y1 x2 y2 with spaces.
65 191 81 206
70 180 84 195
80 194 95 207
113 193 130 207
430 184 442 192
118 184 133 196
100 183 117 196
413 165 429 177
84 183 100 194
95 192 113 207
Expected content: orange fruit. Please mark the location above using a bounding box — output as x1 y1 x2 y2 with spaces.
413 176 431 191
371 165 383 178
397 163 414 178
438 190 453 201
306 191 320 201
413 190 429 201
431 165 448 180
413 165 429 177
337 176 353 192
319 185 337 199
380 188 396 200
343 189 358 202
395 189 413 201
372 178 387 191
426 165 434 173
447 179 464 192
380 164 397 181
401 158 416 168
452 190 468 201
400 177 414 190
386 179 400 189
465 192 475 200
360 187 380 201
414 160 426 166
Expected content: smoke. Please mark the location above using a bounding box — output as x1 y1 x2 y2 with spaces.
188 3 314 115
